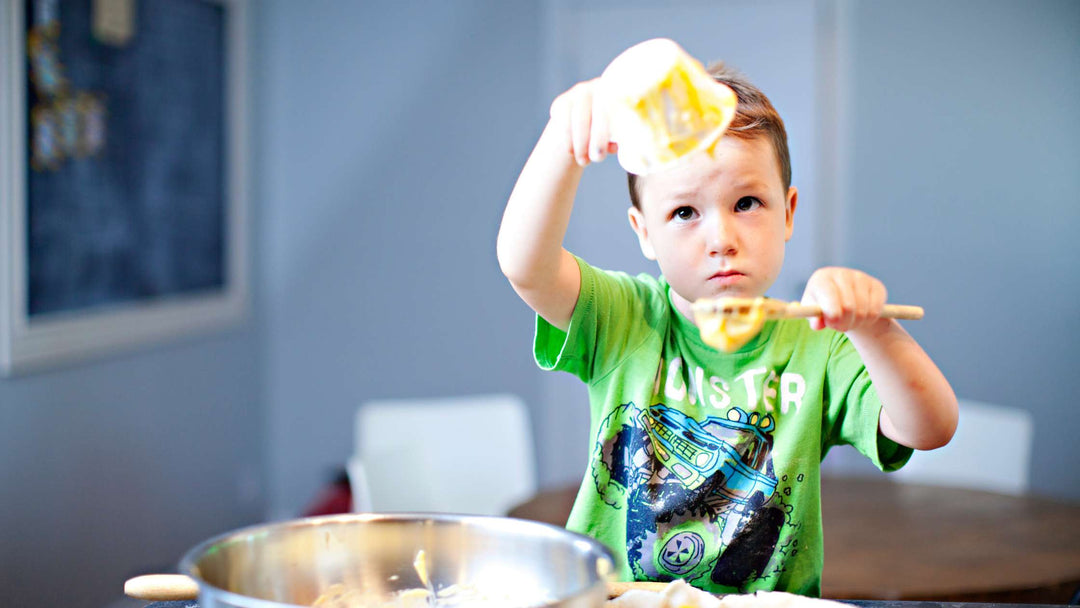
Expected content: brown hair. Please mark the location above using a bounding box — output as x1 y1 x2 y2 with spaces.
627 61 792 209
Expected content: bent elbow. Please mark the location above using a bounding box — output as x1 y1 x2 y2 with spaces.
496 246 531 290
915 431 952 451
937 396 960 447
495 234 558 292
918 409 959 451
495 234 522 283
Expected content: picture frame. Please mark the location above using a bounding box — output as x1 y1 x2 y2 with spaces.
0 0 249 375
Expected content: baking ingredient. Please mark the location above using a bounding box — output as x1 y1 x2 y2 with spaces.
716 590 853 608
693 297 767 352
606 580 854 608
311 549 551 608
607 579 721 608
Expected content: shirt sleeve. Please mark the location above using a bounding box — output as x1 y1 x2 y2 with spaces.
533 255 658 384
821 332 913 472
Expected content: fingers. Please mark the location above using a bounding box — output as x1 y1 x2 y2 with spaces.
826 273 857 331
589 86 613 163
549 80 613 167
569 86 592 166
868 278 888 322
802 268 888 333
800 286 827 331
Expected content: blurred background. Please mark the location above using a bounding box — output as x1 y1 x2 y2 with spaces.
1 1 1077 607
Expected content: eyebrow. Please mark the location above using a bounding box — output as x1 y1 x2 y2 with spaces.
665 191 697 202
662 180 772 203
731 178 772 192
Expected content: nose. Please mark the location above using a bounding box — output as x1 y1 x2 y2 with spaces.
706 212 738 257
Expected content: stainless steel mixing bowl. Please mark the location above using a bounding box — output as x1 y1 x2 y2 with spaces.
180 513 615 608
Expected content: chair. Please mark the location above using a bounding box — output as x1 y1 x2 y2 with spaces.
348 394 537 515
891 398 1034 495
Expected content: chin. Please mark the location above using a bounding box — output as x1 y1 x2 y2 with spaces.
703 285 756 299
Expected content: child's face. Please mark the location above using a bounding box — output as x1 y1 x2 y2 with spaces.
627 135 797 319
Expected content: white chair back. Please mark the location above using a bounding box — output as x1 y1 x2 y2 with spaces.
892 398 1033 495
349 394 537 515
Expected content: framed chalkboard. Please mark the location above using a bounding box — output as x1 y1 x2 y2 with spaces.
0 0 248 374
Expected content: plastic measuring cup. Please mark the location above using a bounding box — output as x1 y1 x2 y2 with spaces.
599 38 738 176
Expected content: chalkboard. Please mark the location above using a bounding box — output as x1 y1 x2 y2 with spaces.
24 0 226 317
1 0 247 374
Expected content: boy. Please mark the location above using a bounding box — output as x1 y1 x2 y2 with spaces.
496 59 957 596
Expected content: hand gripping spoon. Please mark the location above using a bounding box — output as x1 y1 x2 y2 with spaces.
691 297 924 352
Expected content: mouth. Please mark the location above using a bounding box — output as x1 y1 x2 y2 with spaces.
707 270 745 287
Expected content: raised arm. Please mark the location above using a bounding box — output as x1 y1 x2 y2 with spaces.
496 80 616 331
802 267 959 450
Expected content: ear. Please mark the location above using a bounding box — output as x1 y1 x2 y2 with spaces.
627 206 657 260
784 186 798 242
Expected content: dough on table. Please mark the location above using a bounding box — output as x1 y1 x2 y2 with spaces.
718 590 852 608
606 580 853 608
606 580 721 608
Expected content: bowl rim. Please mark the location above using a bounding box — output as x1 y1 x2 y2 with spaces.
179 512 616 608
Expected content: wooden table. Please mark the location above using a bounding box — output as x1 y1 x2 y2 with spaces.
508 477 1080 603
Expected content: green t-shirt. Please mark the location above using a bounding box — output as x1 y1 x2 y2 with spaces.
534 257 911 596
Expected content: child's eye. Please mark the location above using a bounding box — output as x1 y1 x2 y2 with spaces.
735 197 763 212
672 206 697 221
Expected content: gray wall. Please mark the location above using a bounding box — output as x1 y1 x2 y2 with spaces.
0 332 264 608
841 0 1080 498
257 0 545 519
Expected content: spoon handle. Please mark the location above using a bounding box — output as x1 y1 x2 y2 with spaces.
124 574 199 601
783 303 924 320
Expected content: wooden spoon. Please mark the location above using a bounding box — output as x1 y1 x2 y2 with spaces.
692 297 924 352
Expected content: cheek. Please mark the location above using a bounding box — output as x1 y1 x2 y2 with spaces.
660 232 702 263
761 217 790 253
763 231 787 276
651 237 692 275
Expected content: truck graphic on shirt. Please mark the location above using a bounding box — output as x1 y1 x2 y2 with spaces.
639 404 777 506
594 402 785 586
